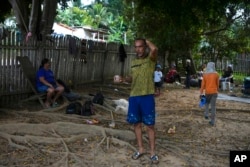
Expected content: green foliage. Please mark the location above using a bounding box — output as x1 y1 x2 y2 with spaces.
124 0 250 65
234 73 246 83
198 2 250 64
56 7 94 26
87 3 112 28
107 16 125 43
55 1 134 44
107 15 134 44
0 1 12 23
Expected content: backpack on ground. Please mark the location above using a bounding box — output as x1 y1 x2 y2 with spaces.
81 100 94 116
66 102 82 115
57 79 71 93
57 79 82 102
62 92 82 102
92 92 104 105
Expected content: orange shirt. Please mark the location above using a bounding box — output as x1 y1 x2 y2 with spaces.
200 72 219 94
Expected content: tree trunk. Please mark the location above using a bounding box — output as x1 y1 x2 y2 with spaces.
9 0 57 42
40 0 57 38
8 0 29 36
29 0 42 40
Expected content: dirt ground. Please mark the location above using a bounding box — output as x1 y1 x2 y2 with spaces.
0 81 250 167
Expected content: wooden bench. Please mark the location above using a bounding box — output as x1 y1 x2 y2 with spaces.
17 56 46 108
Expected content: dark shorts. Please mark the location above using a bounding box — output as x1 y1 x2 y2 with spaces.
126 94 156 125
155 82 162 88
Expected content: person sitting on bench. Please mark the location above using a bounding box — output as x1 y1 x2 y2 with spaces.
36 58 64 108
220 65 234 90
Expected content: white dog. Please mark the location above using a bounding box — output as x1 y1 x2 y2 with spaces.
112 99 129 115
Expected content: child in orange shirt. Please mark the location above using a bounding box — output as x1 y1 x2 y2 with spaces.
200 62 219 126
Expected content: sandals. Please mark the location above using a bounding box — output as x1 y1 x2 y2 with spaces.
52 102 60 108
132 152 159 164
150 154 159 164
132 151 144 160
44 102 51 109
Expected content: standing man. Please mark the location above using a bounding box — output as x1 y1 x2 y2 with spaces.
200 62 220 126
126 38 159 164
184 59 191 89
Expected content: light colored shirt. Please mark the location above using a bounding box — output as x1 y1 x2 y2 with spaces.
154 70 163 82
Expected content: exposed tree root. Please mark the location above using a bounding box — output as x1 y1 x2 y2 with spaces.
0 121 136 166
1 84 249 166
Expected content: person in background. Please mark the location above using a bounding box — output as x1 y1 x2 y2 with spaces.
184 59 191 89
200 62 219 126
154 64 163 96
126 38 159 164
36 58 64 108
220 65 234 90
197 63 207 88
167 64 181 83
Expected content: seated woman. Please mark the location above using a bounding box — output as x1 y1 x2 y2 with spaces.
165 65 181 83
36 58 64 108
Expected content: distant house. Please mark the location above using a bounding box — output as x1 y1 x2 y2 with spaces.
52 22 108 41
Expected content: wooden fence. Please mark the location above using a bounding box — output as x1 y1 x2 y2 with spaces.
0 31 136 107
0 31 249 107
216 53 250 75
231 53 250 75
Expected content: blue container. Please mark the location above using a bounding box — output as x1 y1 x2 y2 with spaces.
199 95 206 107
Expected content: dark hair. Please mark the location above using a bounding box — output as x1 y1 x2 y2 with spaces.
227 66 233 71
40 58 49 69
134 38 146 46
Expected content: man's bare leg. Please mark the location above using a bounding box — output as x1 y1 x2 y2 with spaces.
147 125 156 156
134 123 144 154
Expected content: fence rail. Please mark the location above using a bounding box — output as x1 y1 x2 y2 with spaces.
216 53 250 74
1 31 249 107
0 31 134 107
